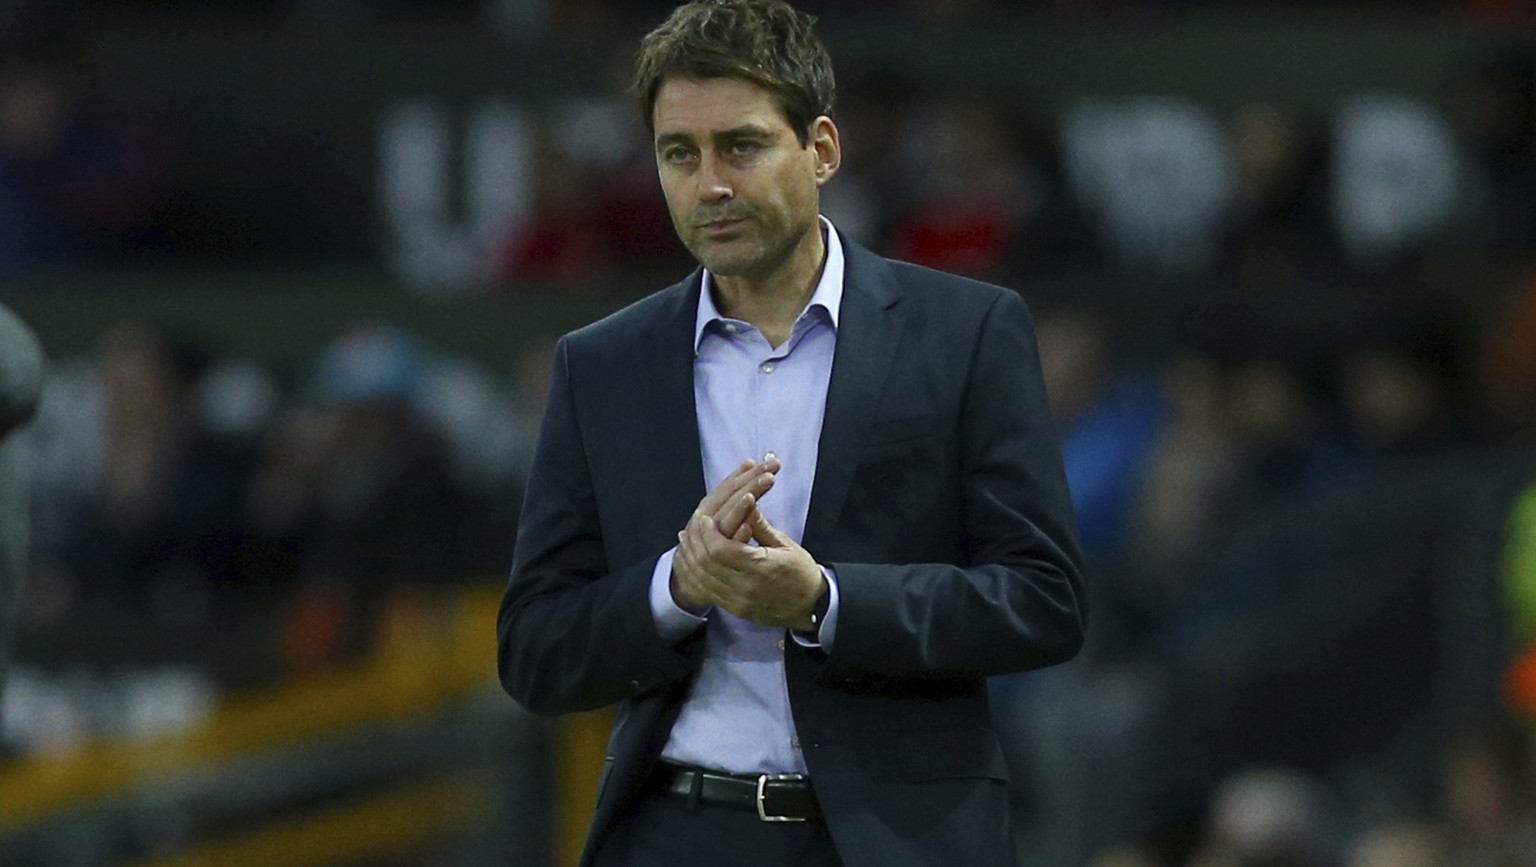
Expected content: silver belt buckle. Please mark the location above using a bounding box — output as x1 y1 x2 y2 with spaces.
755 773 808 822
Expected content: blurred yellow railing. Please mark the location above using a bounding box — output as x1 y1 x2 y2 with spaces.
0 586 501 826
122 776 490 867
0 583 615 866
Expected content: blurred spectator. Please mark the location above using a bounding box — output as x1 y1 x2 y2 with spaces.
1185 769 1334 867
884 102 1036 281
1440 723 1536 864
1447 53 1536 255
1002 309 1166 867
246 325 467 587
1063 97 1234 275
412 351 531 574
1477 268 1536 440
1335 323 1468 463
817 74 912 248
492 144 616 286
594 143 692 280
1037 308 1163 558
1124 354 1244 633
0 22 173 272
48 325 253 608
1221 103 1332 282
1086 845 1162 867
585 59 697 282
244 326 473 671
1225 357 1355 501
1346 822 1446 867
1330 95 1462 268
505 335 556 479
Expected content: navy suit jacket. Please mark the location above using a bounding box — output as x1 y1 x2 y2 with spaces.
497 239 1086 867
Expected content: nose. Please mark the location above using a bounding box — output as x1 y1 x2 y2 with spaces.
696 152 733 204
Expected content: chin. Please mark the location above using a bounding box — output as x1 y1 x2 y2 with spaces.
691 242 765 277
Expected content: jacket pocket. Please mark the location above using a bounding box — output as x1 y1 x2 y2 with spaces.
896 728 1010 783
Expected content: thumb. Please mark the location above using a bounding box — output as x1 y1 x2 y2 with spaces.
748 507 789 547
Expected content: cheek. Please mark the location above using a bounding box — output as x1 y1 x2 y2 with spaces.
781 162 820 215
658 182 691 224
757 158 806 205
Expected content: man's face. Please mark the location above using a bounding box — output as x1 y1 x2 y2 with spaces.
651 76 829 279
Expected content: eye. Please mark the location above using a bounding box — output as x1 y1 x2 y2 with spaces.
662 146 697 165
728 140 762 157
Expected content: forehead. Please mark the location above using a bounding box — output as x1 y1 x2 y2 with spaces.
651 77 792 139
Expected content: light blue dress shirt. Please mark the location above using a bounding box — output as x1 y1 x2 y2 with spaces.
647 218 845 775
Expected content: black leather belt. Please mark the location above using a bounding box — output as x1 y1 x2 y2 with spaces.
650 761 822 822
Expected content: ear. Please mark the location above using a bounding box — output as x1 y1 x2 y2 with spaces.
809 116 841 188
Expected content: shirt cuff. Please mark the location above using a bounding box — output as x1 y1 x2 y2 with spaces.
791 566 839 651
650 547 708 643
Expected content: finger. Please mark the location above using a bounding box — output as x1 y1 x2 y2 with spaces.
760 452 782 475
676 526 735 603
714 473 775 536
748 507 788 548
698 514 765 575
715 490 757 541
697 458 760 516
689 511 757 578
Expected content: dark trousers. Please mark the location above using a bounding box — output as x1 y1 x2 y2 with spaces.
590 791 844 867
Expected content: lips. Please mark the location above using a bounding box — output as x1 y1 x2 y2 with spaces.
696 214 748 232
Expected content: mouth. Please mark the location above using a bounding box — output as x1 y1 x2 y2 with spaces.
697 217 747 235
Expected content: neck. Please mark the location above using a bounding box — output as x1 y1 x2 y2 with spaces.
710 222 827 348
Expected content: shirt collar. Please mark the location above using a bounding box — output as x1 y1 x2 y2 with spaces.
694 215 845 352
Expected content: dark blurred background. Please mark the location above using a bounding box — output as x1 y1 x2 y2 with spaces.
3 1 1536 865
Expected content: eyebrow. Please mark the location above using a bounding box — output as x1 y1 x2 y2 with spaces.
654 124 777 150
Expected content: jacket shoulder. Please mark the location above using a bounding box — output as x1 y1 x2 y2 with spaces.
839 236 1024 316
560 274 697 359
887 259 1023 308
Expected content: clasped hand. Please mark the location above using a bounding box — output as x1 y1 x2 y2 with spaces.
670 456 826 632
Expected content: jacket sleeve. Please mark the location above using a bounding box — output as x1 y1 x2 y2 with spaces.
821 290 1087 681
496 336 701 716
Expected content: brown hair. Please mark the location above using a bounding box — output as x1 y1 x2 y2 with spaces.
633 0 835 147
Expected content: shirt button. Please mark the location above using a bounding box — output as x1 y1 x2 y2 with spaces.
760 362 775 373
724 323 738 333
778 638 786 651
791 737 801 748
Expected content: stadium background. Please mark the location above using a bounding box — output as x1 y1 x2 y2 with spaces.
4 1 1536 865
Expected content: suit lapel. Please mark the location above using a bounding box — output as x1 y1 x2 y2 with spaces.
803 243 904 554
642 271 709 545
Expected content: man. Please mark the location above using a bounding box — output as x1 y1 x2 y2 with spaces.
0 302 44 697
496 2 1085 865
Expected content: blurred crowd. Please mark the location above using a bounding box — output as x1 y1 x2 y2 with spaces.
996 302 1536 865
4 3 1536 283
8 321 553 712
